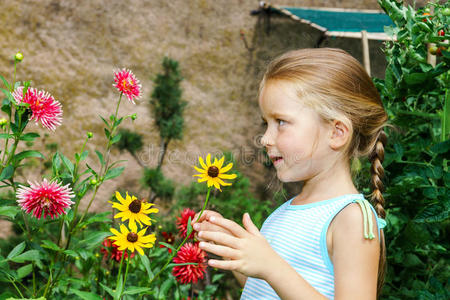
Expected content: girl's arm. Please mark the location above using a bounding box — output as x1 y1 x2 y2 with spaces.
198 209 380 300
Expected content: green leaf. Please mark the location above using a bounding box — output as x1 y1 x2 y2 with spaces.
41 240 62 252
95 150 105 167
430 140 450 154
10 250 40 263
167 262 198 268
79 150 89 161
13 150 44 164
122 287 153 295
70 289 102 300
415 203 450 223
7 242 26 259
104 128 110 139
99 283 116 298
77 231 110 250
212 273 225 283
158 277 174 298
0 165 14 181
19 132 40 141
0 74 11 90
0 206 20 219
139 253 153 280
76 211 111 229
0 133 12 139
104 166 125 181
99 115 110 128
403 253 423 268
17 264 33 279
59 153 74 175
158 242 176 252
110 133 121 144
63 250 79 258
186 216 193 237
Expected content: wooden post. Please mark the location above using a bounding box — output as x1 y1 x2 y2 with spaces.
361 30 371 76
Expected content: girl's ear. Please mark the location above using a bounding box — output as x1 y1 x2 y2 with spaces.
329 120 351 150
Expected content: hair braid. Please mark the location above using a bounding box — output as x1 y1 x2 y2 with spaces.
369 130 387 219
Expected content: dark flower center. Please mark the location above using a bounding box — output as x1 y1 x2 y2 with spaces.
207 166 219 178
129 200 142 213
127 233 138 243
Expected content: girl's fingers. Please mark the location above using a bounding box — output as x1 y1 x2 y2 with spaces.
207 258 241 271
199 241 240 259
191 210 222 226
208 216 247 238
193 221 231 235
198 230 240 248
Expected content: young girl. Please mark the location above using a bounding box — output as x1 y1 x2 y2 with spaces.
192 48 388 299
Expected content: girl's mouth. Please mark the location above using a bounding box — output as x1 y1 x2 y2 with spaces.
271 156 283 165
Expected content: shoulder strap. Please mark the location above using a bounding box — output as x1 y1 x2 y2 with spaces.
354 198 386 240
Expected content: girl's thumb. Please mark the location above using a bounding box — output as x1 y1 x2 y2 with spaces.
243 212 259 234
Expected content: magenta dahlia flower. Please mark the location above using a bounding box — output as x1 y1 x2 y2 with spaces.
113 69 141 103
12 87 63 131
176 208 196 239
172 242 207 284
16 179 74 219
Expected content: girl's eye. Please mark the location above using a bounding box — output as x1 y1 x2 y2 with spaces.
277 119 286 126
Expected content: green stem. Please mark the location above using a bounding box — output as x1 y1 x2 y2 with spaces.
121 255 131 297
149 188 211 285
42 261 53 298
12 60 17 92
32 262 36 297
116 251 125 289
9 277 24 298
441 87 449 142
394 109 440 119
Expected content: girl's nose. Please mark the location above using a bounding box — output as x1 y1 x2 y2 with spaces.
261 132 274 147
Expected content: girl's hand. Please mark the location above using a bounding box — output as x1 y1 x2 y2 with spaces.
191 210 232 243
197 212 281 280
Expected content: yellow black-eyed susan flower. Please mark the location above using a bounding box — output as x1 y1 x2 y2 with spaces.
109 224 156 256
193 154 236 191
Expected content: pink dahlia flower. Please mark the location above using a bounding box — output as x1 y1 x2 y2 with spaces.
113 69 141 103
12 87 63 131
176 208 196 239
16 179 74 219
172 242 207 284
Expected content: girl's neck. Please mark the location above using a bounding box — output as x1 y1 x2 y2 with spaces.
291 159 358 206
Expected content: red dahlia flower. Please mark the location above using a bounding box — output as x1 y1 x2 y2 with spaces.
176 208 196 239
172 242 207 284
113 68 141 103
100 238 134 262
16 179 74 219
12 86 63 131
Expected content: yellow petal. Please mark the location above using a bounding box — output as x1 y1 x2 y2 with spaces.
197 177 209 183
129 219 137 232
217 156 225 168
206 154 211 166
218 173 237 179
194 166 207 174
216 178 232 186
220 162 233 173
112 202 128 211
198 157 207 170
136 245 144 255
213 180 221 190
110 228 121 236
139 214 151 225
120 224 129 235
207 180 213 187
115 191 127 205
213 157 219 166
128 243 135 252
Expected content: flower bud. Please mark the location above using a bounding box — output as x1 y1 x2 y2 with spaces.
14 52 24 62
0 118 7 126
90 179 98 185
131 113 137 120
87 132 93 139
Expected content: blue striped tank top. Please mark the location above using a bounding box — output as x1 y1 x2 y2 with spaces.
240 194 385 300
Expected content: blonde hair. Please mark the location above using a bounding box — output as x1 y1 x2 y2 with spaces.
261 48 387 297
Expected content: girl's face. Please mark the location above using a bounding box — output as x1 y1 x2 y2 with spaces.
259 80 334 183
